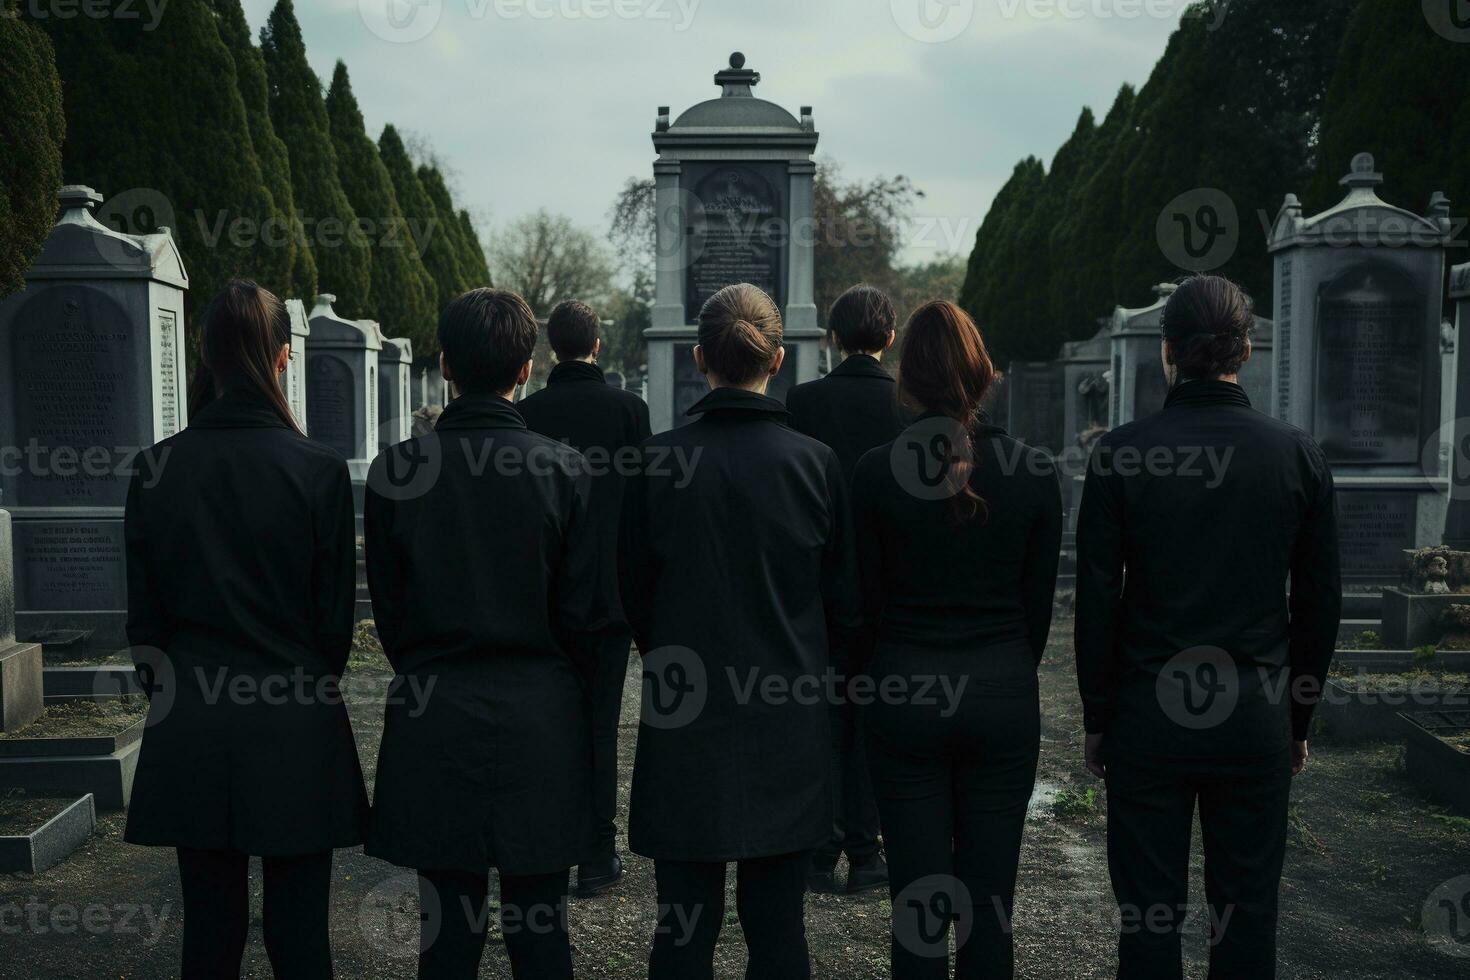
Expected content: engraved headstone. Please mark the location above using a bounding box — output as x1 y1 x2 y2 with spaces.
1444 265 1470 549
306 295 381 501
1005 362 1065 455
0 510 44 732
646 53 820 432
283 299 309 434
376 331 414 452
0 186 188 652
1267 154 1452 589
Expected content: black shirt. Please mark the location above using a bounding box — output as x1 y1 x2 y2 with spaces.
1074 380 1341 760
517 360 652 628
787 354 904 483
851 419 1063 661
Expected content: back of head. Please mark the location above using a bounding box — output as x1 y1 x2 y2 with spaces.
1161 275 1254 381
439 288 539 395
547 300 599 362
828 284 896 355
697 283 783 386
189 278 299 432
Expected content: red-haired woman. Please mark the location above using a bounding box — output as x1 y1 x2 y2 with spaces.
851 300 1062 979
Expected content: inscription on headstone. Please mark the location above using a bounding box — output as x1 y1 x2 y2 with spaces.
13 520 126 612
157 310 179 437
307 355 355 459
1336 491 1417 582
684 163 787 323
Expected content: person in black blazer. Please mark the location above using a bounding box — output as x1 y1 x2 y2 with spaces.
851 300 1061 979
364 289 605 980
786 283 903 895
124 279 369 979
620 282 861 980
1074 275 1341 979
517 299 651 898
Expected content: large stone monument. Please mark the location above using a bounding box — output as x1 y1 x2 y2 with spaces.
1004 361 1066 454
1443 264 1470 549
1059 323 1112 453
305 295 380 493
283 298 310 434
0 186 188 652
377 331 414 452
1267 153 1453 593
646 53 821 431
0 511 43 732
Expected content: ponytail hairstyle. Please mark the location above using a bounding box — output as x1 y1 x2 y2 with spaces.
897 300 996 525
1160 275 1254 381
697 283 783 386
187 279 300 433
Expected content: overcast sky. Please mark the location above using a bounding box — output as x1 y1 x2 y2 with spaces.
240 0 1186 266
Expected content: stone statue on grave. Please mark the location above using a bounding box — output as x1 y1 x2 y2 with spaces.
1404 546 1470 593
1077 371 1110 431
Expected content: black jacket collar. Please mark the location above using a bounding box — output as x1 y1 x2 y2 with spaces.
437 392 527 431
546 360 605 385
828 354 894 382
1163 379 1252 411
687 386 790 421
190 387 291 430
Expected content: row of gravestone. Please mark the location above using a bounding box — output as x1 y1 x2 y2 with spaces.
0 186 450 656
1004 154 1468 607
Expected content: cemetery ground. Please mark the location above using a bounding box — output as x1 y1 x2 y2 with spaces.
0 623 1465 979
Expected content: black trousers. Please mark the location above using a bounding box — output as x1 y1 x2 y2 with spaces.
176 847 334 980
416 868 572 980
865 641 1040 980
1104 754 1292 980
649 850 812 980
591 629 632 857
812 697 882 871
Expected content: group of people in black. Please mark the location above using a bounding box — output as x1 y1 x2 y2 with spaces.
122 270 1340 980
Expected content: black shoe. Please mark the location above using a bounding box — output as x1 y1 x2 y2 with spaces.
806 869 839 895
845 855 889 894
575 854 623 898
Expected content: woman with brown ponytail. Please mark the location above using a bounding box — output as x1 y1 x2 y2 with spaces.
850 300 1062 979
620 283 861 980
125 279 368 978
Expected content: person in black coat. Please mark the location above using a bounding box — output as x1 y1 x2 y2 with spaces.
517 299 651 897
364 289 606 980
851 300 1061 979
620 282 861 980
786 283 903 896
1074 275 1341 980
124 279 369 979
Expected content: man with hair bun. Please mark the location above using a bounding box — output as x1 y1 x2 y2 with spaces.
1074 274 1341 979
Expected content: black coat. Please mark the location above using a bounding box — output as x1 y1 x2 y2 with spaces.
1074 380 1342 765
851 420 1062 661
364 393 605 874
786 354 904 483
123 389 369 855
619 387 861 862
517 360 651 628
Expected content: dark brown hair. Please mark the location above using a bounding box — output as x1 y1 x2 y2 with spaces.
828 284 896 354
187 279 300 433
547 299 599 361
897 301 996 525
697 283 783 385
438 288 539 394
1161 275 1254 380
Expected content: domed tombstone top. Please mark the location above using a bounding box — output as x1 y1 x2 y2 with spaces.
1268 152 1452 251
26 185 187 286
667 52 808 132
308 294 383 350
1111 282 1178 336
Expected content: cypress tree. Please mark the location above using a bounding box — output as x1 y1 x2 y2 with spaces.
380 125 463 314
418 164 479 293
207 0 312 302
325 62 436 350
260 0 371 316
958 157 1046 366
457 209 492 287
0 0 64 297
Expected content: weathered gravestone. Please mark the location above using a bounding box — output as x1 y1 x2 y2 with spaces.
306 295 380 508
413 359 449 410
1443 264 1470 549
645 53 821 431
1004 362 1066 454
1267 153 1453 594
0 510 44 732
0 186 188 653
282 298 310 434
376 331 414 452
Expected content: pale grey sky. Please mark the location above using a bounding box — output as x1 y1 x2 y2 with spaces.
241 0 1186 265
